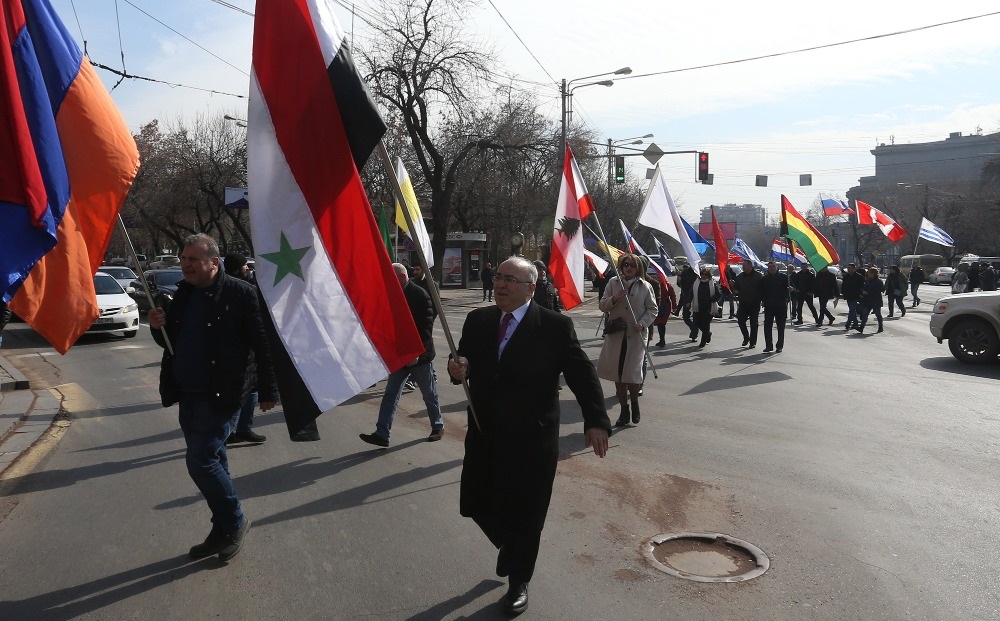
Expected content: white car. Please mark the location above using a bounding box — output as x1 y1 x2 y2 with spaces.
89 272 140 338
928 291 1000 363
927 267 956 285
148 255 180 269
96 265 138 292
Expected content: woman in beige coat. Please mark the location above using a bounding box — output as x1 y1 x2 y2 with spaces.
597 254 657 427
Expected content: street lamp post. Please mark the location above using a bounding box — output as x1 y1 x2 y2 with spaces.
560 67 631 157
224 114 248 128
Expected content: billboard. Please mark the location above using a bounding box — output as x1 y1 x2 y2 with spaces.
698 221 737 240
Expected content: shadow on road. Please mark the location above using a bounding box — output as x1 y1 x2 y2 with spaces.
401 578 506 621
0 448 183 497
919 356 1000 377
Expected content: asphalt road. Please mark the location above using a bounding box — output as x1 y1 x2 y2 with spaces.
0 283 997 621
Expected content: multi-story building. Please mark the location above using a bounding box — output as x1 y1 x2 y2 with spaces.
698 203 766 235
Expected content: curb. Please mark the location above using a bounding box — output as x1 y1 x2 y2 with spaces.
0 389 61 476
0 352 30 392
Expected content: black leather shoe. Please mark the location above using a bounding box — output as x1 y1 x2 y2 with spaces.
290 429 320 442
630 399 640 424
359 433 389 448
218 517 250 562
189 526 227 559
502 583 528 615
427 428 444 442
230 430 267 443
742 339 750 346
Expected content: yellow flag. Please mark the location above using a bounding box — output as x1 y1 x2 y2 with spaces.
394 157 434 268
597 240 624 266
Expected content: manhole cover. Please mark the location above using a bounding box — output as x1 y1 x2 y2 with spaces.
644 532 769 583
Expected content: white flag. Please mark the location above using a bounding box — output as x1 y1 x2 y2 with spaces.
918 217 955 247
637 165 702 269
395 157 435 267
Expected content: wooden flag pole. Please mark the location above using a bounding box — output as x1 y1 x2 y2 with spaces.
586 211 658 379
375 142 481 433
116 215 173 355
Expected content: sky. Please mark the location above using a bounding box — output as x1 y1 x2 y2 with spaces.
46 0 1000 225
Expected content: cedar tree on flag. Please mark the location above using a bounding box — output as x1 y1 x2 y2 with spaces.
549 145 594 310
1 0 140 354
780 195 839 270
711 208 730 290
856 200 907 242
249 0 423 434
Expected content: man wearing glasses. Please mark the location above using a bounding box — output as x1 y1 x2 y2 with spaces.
448 256 610 616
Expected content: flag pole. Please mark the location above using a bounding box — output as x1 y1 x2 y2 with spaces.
375 141 481 432
116 215 173 355
586 211 658 379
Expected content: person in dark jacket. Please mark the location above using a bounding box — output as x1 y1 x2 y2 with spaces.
360 263 443 447
447 257 610 616
885 265 907 317
677 264 699 341
794 266 819 325
411 264 433 293
760 261 790 353
733 259 763 348
856 267 885 333
721 264 738 318
968 262 981 292
786 265 799 320
481 262 495 302
909 263 925 306
149 233 278 562
979 263 997 292
223 253 267 445
531 260 561 312
813 265 839 326
840 263 866 330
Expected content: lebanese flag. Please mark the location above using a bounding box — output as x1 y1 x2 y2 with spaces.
549 145 593 310
250 0 423 433
711 208 730 290
856 200 906 242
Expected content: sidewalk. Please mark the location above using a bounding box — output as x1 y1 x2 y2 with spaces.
0 352 61 476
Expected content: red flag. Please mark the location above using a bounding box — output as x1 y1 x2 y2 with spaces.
549 145 591 310
711 208 730 290
856 200 906 242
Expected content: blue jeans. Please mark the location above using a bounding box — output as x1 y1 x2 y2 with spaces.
846 299 860 327
375 362 443 440
178 395 244 531
236 391 257 433
910 282 920 302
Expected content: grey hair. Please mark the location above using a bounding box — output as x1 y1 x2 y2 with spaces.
504 256 538 283
183 233 220 259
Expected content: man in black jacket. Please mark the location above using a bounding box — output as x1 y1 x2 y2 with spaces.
733 259 763 348
760 261 790 353
448 257 610 616
360 263 443 447
794 265 819 325
149 233 278 562
840 263 866 330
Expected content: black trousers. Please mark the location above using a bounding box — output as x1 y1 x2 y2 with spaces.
763 307 787 349
796 294 818 322
737 302 760 345
694 310 713 345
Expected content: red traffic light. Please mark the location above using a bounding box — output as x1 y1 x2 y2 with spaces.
698 152 710 182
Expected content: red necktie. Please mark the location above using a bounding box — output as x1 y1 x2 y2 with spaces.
497 313 513 350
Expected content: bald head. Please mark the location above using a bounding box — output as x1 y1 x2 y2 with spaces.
392 263 408 287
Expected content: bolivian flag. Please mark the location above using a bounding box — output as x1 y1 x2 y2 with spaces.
780 195 839 270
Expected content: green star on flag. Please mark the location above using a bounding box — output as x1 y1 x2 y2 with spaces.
260 232 311 285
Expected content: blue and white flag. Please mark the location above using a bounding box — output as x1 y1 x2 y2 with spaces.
918 217 954 247
731 236 767 269
679 216 714 253
651 236 674 275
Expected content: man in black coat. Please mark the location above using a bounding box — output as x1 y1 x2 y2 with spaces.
733 259 763 348
149 233 278 562
360 263 443 446
760 261 790 353
481 262 495 302
448 256 610 616
840 263 866 330
677 263 699 341
794 265 819 325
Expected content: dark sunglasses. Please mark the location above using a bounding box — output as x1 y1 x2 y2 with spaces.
621 262 635 268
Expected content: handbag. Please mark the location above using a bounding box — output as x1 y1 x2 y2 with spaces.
603 316 627 335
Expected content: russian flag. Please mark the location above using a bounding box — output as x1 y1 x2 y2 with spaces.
249 0 423 433
1 0 140 354
820 193 854 216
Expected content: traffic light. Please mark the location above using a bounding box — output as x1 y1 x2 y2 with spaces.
698 152 710 182
615 156 625 184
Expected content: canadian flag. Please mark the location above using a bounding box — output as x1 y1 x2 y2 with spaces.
856 200 906 242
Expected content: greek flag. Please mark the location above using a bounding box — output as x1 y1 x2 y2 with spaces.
918 218 954 247
731 236 767 269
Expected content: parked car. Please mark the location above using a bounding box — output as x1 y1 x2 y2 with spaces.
89 272 139 338
928 291 1000 363
96 266 138 292
129 269 185 312
127 254 148 272
927 267 956 285
148 255 180 269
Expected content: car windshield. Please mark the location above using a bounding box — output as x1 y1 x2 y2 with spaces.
94 274 124 295
152 272 184 286
101 267 136 279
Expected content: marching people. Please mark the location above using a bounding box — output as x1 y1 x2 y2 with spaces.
786 265 799 321
677 263 700 342
909 262 925 306
721 264 738 318
840 263 866 330
360 263 444 447
856 267 886 333
814 265 839 327
597 254 657 427
760 261 790 353
885 265 907 317
793 265 819 325
531 260 562 312
653 274 678 347
223 253 267 445
148 233 278 562
690 266 722 348
481 262 495 302
952 264 970 294
447 256 610 616
980 262 997 292
733 259 763 349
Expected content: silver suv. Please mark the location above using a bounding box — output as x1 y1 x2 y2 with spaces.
149 255 180 269
928 292 1000 363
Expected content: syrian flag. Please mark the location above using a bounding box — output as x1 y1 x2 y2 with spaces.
549 145 594 310
856 200 906 242
394 157 434 267
918 217 955 247
249 0 423 435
